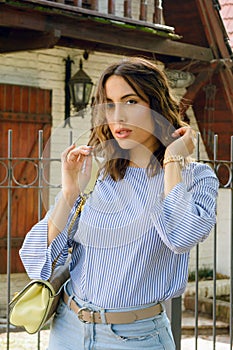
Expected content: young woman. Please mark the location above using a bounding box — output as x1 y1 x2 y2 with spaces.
20 57 219 349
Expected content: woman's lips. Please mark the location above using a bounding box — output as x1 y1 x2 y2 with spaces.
115 128 132 139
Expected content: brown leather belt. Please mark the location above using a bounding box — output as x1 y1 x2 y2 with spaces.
63 290 162 324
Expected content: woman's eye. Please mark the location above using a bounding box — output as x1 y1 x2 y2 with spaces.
126 99 137 105
106 102 115 109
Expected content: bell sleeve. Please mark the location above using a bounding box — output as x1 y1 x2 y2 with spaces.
150 163 219 254
19 194 83 280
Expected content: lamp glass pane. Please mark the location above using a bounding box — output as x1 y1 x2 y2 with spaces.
74 83 84 103
84 83 92 103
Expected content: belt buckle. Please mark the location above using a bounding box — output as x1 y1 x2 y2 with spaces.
77 307 94 323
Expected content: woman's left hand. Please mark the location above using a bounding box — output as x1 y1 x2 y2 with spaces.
165 126 196 158
61 144 93 200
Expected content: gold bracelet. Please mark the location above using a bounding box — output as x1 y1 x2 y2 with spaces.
163 155 185 168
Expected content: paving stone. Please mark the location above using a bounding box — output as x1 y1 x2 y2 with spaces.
0 330 50 350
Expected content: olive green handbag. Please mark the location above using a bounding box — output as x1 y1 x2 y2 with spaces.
9 196 85 334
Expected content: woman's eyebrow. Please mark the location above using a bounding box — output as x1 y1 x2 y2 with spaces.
106 93 138 102
121 93 138 100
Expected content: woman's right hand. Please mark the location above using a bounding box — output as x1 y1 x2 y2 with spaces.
61 144 93 203
165 126 196 159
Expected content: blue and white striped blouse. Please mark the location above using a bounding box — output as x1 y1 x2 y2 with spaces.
20 162 219 308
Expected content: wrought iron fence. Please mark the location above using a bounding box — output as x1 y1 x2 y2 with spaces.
0 129 233 350
190 133 233 350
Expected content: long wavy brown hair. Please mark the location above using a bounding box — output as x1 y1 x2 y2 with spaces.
88 57 187 180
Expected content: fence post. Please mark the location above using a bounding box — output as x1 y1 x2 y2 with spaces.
171 297 182 350
230 136 233 348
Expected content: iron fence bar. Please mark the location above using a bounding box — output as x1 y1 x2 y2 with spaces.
212 135 218 350
195 244 199 350
38 130 44 220
0 157 54 161
37 130 44 349
194 132 201 350
6 130 13 350
0 185 59 189
230 136 233 349
69 130 73 145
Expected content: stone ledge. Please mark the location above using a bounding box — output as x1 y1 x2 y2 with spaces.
182 309 230 336
184 295 230 324
184 279 230 299
183 279 231 324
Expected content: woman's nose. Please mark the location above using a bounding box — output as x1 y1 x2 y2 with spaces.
112 103 126 122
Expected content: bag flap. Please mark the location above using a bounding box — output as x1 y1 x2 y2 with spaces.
10 279 55 306
9 280 55 334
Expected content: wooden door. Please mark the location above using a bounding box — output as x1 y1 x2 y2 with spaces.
0 84 52 273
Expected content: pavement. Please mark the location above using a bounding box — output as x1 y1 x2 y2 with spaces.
1 331 232 350
181 311 232 349
0 312 232 349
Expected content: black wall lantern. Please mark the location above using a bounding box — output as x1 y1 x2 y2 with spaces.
64 55 93 127
69 59 93 111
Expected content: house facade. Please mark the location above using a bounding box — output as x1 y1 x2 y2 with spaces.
0 1 232 310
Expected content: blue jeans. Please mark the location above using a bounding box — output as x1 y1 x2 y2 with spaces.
48 281 175 350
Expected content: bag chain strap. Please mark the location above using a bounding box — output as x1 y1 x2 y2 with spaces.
67 195 86 236
51 195 86 271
